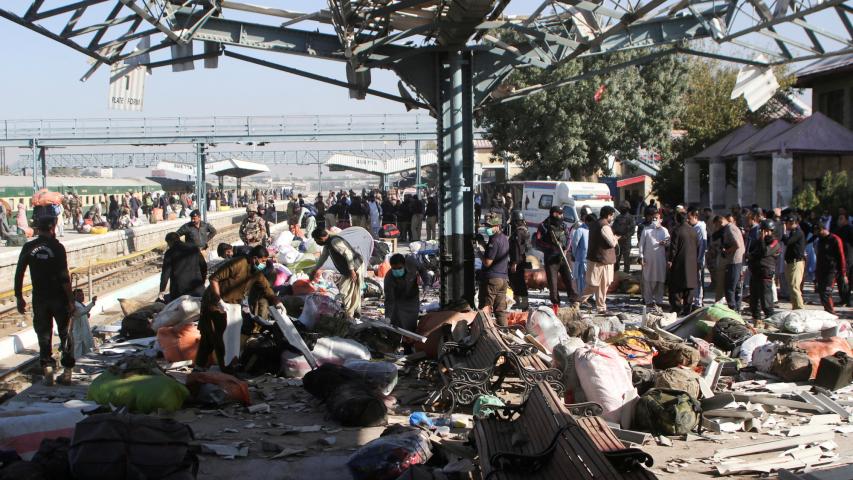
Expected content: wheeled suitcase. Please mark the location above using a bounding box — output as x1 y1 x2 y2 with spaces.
814 351 853 391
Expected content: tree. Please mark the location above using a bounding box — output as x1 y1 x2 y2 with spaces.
653 57 800 206
479 49 689 179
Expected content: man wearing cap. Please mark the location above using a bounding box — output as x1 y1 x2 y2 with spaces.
480 214 510 325
14 216 75 385
240 203 268 247
747 219 781 319
309 228 365 318
782 214 806 309
535 206 576 308
198 245 284 373
176 209 217 251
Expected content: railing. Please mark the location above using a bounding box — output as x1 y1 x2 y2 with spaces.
0 114 435 141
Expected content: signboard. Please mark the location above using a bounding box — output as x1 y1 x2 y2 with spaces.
108 62 146 111
100 168 113 178
155 161 196 176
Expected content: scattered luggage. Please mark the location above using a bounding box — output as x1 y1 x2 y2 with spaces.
574 343 637 425
527 306 570 354
655 367 702 400
186 371 251 406
157 323 201 363
633 388 701 436
795 337 853 379
69 413 198 480
303 364 387 427
712 317 752 352
282 336 371 378
652 340 699 369
771 346 813 382
342 360 398 396
347 427 432 480
87 366 189 414
814 352 853 391
152 295 201 331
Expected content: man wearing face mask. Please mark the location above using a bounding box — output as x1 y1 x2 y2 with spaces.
197 245 284 373
479 214 510 325
748 219 782 320
384 254 420 352
309 228 365 318
535 206 576 308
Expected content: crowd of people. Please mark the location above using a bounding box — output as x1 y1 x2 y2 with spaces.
14 175 853 386
475 199 853 329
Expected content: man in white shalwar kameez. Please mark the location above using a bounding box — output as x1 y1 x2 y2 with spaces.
639 209 669 308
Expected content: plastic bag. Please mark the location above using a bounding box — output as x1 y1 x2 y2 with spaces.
347 428 432 480
87 371 189 413
526 306 569 354
272 264 292 287
751 342 780 373
186 371 250 406
735 333 768 366
342 360 398 395
298 293 342 329
151 295 201 331
705 303 744 324
574 343 637 425
473 395 505 418
590 315 625 341
156 323 201 363
281 337 371 378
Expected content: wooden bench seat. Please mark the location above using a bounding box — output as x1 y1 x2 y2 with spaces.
473 383 656 480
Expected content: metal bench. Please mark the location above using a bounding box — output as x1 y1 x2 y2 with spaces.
479 311 564 400
472 383 656 480
436 311 511 409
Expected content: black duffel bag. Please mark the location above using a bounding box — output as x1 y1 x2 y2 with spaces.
304 364 387 427
712 317 752 352
69 413 198 480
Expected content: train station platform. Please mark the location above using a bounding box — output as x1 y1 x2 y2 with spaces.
0 205 282 293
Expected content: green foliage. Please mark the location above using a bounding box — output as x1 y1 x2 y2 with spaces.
479 50 689 179
792 184 820 211
816 171 853 214
652 57 801 206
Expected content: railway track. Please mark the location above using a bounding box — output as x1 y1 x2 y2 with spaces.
0 223 243 328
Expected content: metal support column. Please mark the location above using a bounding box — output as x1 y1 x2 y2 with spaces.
195 143 208 221
437 50 475 307
31 140 38 191
415 139 422 198
317 162 323 193
39 146 47 192
218 175 224 200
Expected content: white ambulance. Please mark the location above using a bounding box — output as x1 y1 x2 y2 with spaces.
517 181 614 226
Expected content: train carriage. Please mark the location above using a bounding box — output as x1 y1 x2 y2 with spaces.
0 176 163 216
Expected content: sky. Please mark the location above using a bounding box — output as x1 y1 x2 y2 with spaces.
0 0 842 179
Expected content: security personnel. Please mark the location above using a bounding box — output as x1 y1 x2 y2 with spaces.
508 210 530 311
535 206 576 308
240 203 268 247
14 216 74 385
176 209 217 251
815 223 848 314
747 219 781 320
479 214 510 326
197 245 284 373
159 232 207 301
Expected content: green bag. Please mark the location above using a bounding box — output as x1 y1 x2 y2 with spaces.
87 371 189 413
472 394 505 418
632 388 701 435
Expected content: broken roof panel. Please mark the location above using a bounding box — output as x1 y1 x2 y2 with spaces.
692 124 759 160
749 112 853 156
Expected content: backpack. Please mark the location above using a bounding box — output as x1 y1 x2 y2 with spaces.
771 346 813 382
654 367 701 400
69 413 198 480
712 318 752 352
380 223 400 239
633 388 701 435
652 341 700 369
